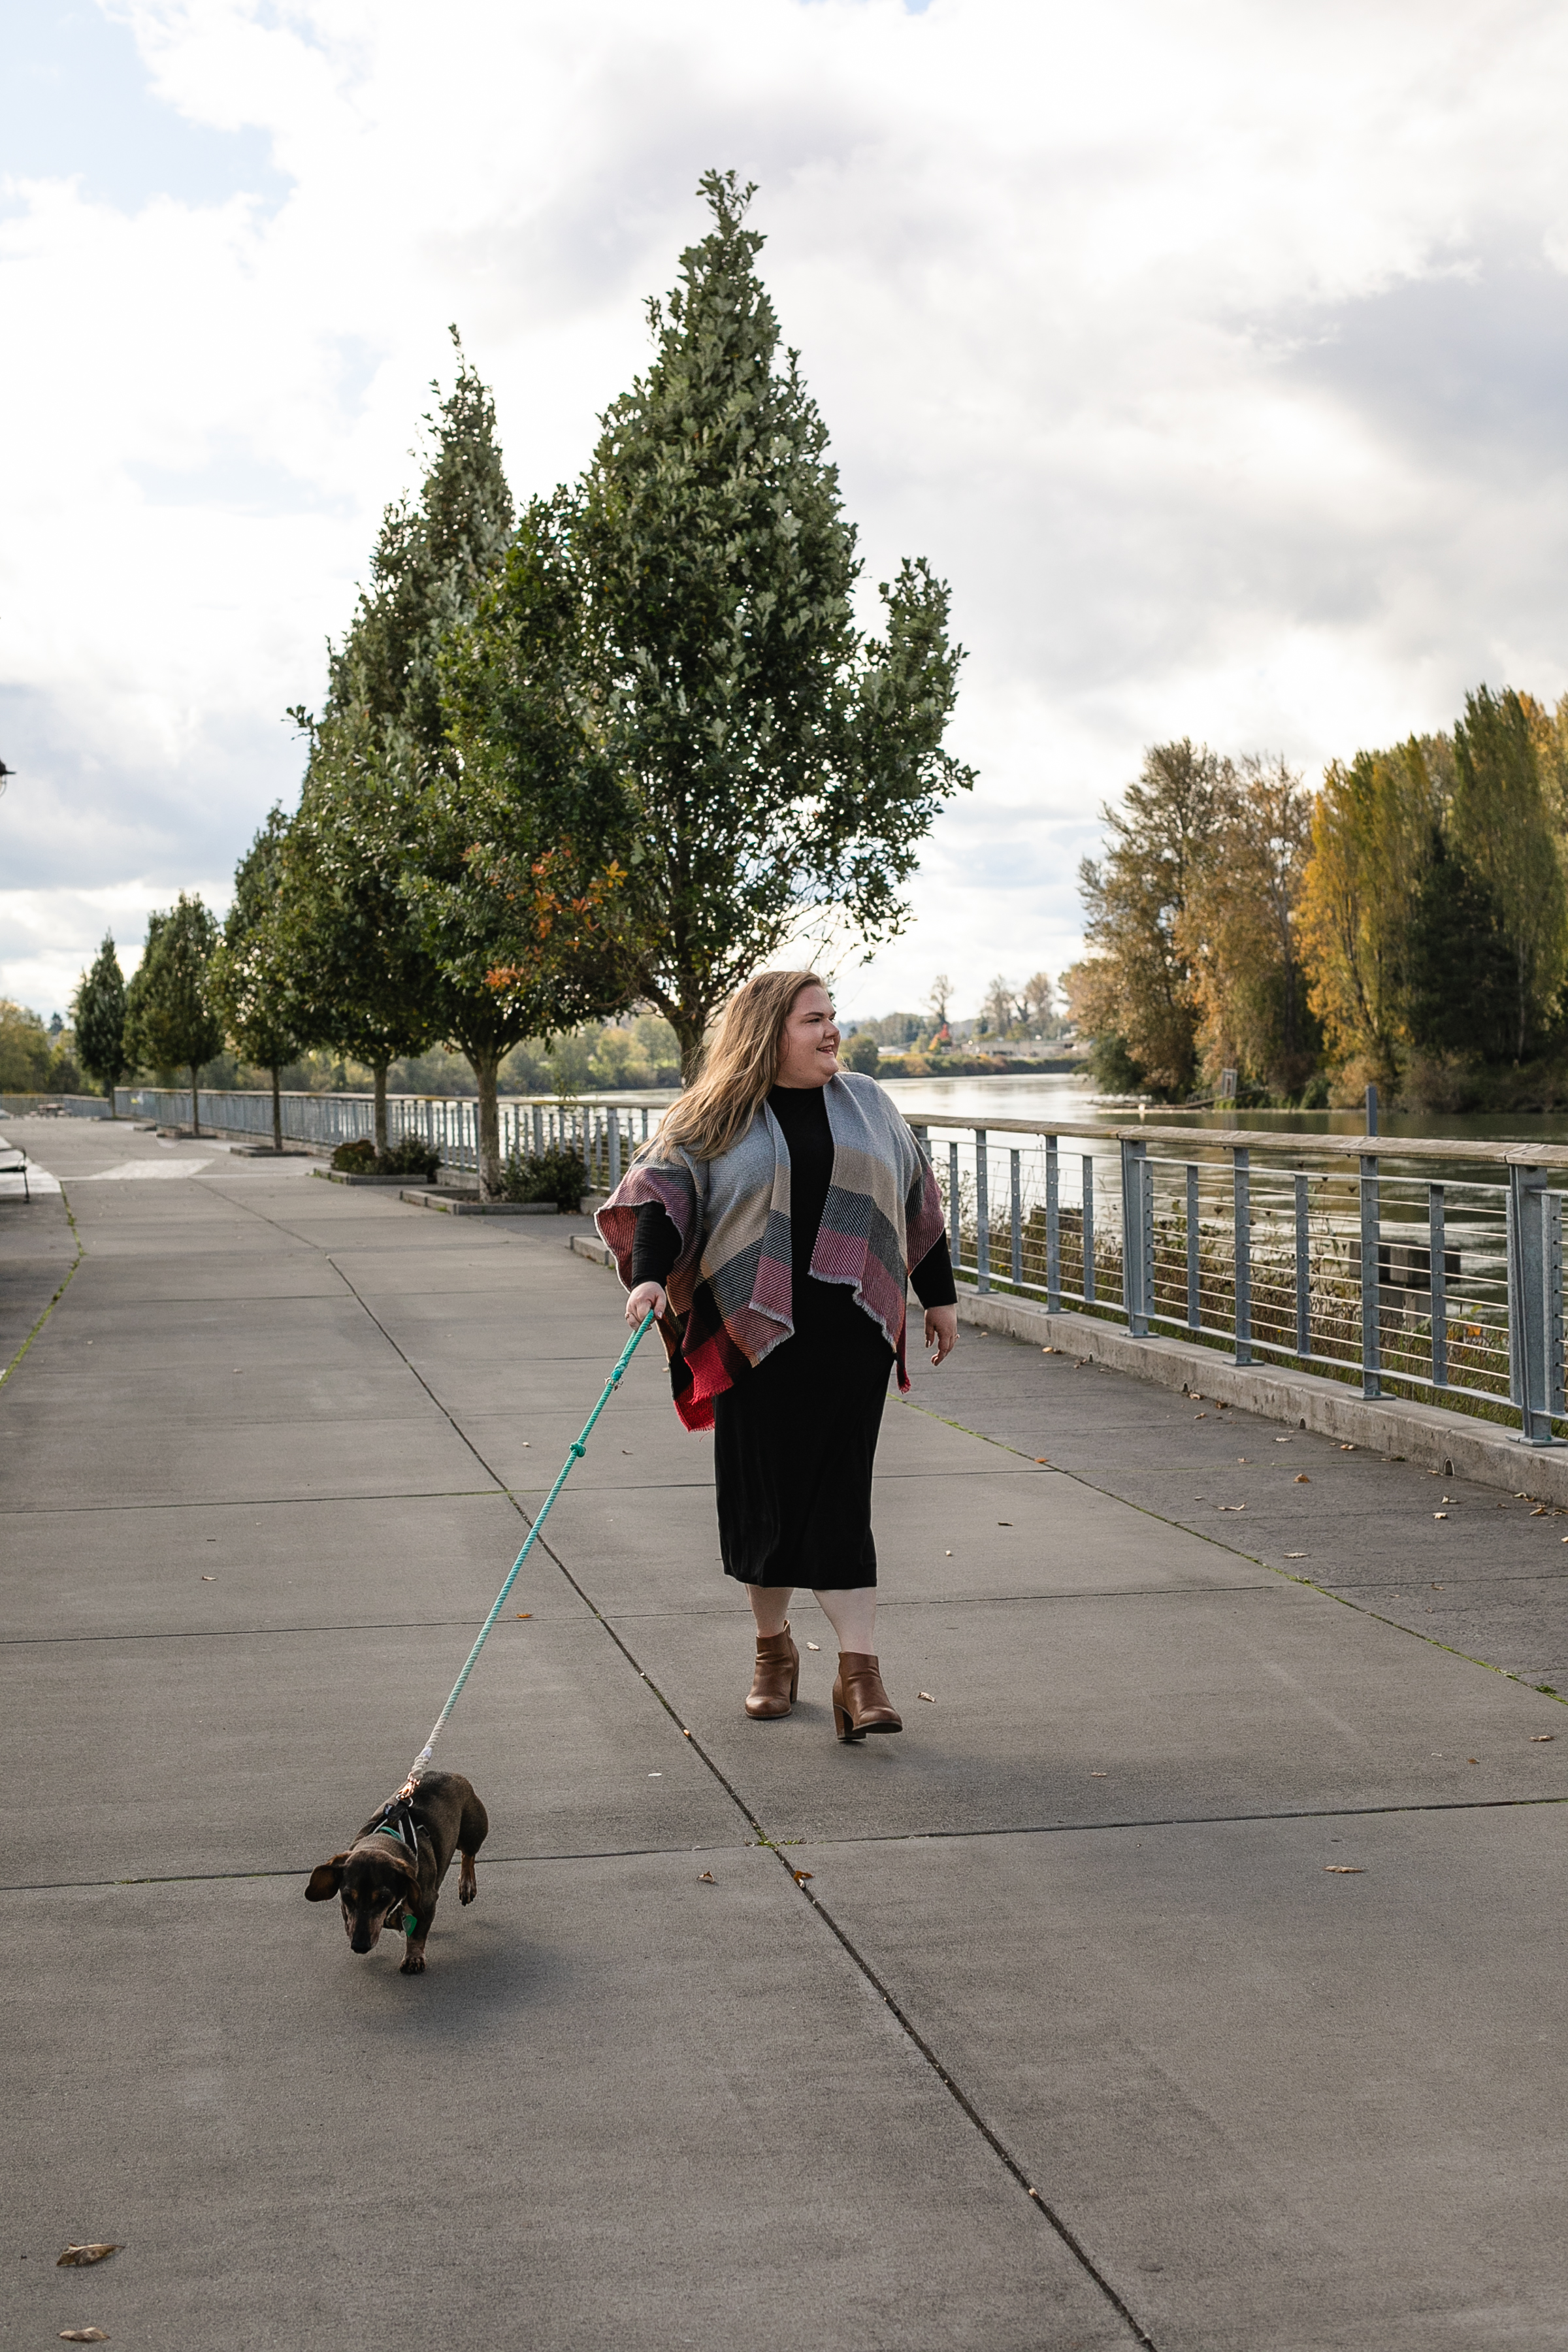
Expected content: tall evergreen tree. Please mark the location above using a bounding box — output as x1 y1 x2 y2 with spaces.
284 338 512 1156
1450 686 1567 1060
207 808 302 1152
574 169 972 1076
73 932 127 1106
123 894 225 1132
431 495 633 1192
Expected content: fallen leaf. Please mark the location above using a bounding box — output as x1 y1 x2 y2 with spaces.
918 1690 936 1703
1218 1503 1246 1512
1533 1734 1555 1742
1041 1346 1056 1354
59 2333 110 2344
1532 1506 1548 1517
57 2248 120 2268
997 1520 1012 1526
201 1574 216 1581
682 1729 692 1738
1090 1771 1107 1778
792 1869 813 1885
1034 1457 1049 1464
806 1641 820 1651
945 1550 953 1556
1237 1457 1249 1463
1434 1512 1448 1520
515 1612 531 1619
1284 1551 1306 1559
696 1870 715 1883
1340 1443 1356 1451
1194 1412 1207 1419
1468 1757 1479 1765
1191 1393 1203 1402
1323 1865 1364 1874
1294 1473 1311 1484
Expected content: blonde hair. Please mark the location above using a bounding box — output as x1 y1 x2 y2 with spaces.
653 971 825 1162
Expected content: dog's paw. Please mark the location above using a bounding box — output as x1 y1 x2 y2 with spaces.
400 1950 426 1974
459 1881 476 1906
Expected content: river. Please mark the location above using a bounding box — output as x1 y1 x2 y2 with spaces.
879 1071 1568 1149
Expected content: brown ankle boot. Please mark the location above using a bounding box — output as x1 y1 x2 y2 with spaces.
745 1624 800 1719
832 1652 902 1742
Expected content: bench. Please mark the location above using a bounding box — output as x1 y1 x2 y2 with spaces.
0 1142 31 1201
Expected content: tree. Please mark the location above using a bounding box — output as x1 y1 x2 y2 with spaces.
0 1001 54 1092
435 496 637 1192
1404 832 1516 1063
1020 970 1056 1032
1297 740 1438 1092
73 932 127 1105
983 975 1018 1038
123 894 225 1131
208 808 302 1152
1182 755 1318 1098
573 170 973 1077
1450 686 1567 1059
926 973 953 1036
281 341 512 1152
841 1030 880 1073
1075 740 1230 1098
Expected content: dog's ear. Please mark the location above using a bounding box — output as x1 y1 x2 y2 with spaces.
304 1854 351 1901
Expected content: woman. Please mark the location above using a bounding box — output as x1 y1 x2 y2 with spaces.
596 971 958 1742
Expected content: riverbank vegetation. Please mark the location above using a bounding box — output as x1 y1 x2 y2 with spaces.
1067 693 1568 1112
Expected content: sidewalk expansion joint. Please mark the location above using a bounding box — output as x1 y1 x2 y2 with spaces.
0 1180 84 1393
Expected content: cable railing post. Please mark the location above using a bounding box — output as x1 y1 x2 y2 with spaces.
608 1109 621 1191
1082 1154 1096 1305
1360 1152 1382 1399
1429 1183 1448 1390
1010 1149 1022 1287
1185 1162 1200 1331
975 1128 990 1294
1120 1137 1151 1334
1233 1146 1252 1366
1294 1171 1310 1360
1046 1135 1060 1309
1507 1165 1564 1446
948 1141 962 1273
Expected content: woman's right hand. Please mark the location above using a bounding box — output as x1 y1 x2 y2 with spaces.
626 1280 666 1330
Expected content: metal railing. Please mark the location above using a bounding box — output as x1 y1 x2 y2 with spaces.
906 1113 1568 1448
120 1088 672 1192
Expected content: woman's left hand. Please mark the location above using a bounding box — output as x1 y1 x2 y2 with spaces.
924 1305 958 1366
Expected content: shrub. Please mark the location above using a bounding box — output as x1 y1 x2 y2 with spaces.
378 1134 440 1181
500 1146 587 1211
331 1137 378 1173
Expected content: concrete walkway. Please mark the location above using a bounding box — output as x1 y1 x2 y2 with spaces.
7 1115 1568 2350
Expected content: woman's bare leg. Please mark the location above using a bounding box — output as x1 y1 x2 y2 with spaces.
814 1586 877 1653
747 1584 794 1637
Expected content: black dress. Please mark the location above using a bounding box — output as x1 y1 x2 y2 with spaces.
630 1085 955 1591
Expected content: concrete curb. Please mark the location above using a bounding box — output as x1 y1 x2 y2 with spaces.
401 1188 557 1216
570 1232 615 1267
312 1169 417 1186
953 1286 1568 1503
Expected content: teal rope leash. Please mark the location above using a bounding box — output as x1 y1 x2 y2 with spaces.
396 1309 655 1795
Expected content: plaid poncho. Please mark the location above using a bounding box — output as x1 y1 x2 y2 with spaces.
596 1071 946 1432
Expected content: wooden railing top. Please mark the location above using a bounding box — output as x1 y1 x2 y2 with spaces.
898 1110 1568 1171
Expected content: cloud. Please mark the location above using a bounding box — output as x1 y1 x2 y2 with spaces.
3 0 1568 1022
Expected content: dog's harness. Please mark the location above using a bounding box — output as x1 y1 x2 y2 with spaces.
366 1796 422 1936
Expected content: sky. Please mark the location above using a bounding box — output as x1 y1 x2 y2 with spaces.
3 0 1568 1030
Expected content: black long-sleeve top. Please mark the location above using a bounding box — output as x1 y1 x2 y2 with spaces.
629 1083 956 1315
